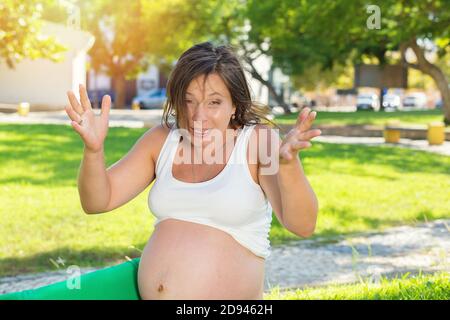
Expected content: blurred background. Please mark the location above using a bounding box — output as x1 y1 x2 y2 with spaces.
0 0 448 120
0 0 449 299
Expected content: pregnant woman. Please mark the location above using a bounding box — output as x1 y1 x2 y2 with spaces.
1 42 320 300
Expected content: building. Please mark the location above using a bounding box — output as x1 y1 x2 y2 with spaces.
87 47 291 110
0 21 94 111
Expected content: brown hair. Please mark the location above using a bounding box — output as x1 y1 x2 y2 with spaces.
161 41 279 131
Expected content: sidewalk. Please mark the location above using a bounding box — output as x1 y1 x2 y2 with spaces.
264 219 449 291
1 110 449 156
0 109 164 128
1 219 448 295
313 135 450 156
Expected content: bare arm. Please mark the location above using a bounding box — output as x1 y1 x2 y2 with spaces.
77 146 111 214
275 108 321 237
257 108 321 238
65 84 161 215
78 126 162 214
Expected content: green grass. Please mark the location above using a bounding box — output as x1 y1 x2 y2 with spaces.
263 271 450 300
0 123 449 276
274 109 445 126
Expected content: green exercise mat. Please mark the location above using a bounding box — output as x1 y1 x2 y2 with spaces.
0 257 141 300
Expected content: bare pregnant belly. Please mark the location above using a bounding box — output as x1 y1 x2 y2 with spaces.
137 219 265 300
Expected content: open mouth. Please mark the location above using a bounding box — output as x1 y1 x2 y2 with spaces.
190 127 210 137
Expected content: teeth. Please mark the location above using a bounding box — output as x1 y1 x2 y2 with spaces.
193 128 209 135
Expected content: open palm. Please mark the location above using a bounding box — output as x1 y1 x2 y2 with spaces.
279 107 322 162
65 84 111 153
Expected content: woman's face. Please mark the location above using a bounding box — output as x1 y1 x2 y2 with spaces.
184 73 236 146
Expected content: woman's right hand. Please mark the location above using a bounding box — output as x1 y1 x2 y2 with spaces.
65 84 111 153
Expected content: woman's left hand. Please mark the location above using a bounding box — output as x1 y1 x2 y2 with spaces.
279 107 322 163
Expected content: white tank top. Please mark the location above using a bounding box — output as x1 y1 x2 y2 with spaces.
148 123 273 259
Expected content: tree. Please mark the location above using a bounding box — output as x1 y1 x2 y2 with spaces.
0 0 66 68
73 0 208 109
245 0 450 123
187 0 294 113
291 62 354 92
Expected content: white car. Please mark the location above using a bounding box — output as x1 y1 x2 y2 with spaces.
132 88 167 109
382 94 402 111
402 93 427 110
356 93 380 111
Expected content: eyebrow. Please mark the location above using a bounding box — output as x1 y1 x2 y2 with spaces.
186 92 223 97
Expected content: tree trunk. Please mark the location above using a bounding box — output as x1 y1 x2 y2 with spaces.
403 38 450 125
379 87 384 111
243 56 292 114
113 74 127 109
430 70 450 125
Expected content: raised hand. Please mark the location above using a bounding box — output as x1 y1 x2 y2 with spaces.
279 107 321 163
65 84 111 153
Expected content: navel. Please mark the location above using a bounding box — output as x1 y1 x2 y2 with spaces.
157 284 164 292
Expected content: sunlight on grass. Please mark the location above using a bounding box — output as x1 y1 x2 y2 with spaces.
274 109 444 126
0 123 449 276
263 271 450 300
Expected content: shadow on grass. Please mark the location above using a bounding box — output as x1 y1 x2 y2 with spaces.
269 205 380 245
0 208 442 277
0 124 448 276
269 205 438 246
0 124 147 185
1 124 449 188
0 243 148 277
302 142 450 176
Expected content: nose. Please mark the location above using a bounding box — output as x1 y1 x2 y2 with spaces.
191 103 208 126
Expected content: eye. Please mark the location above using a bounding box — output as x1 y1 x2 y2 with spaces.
209 100 221 105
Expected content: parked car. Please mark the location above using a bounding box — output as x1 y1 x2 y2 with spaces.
132 88 167 109
290 91 311 109
402 92 427 110
382 94 402 111
356 93 380 111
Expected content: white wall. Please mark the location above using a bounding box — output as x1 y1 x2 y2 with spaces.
0 21 94 110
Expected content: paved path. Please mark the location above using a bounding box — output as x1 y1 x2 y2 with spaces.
0 109 164 128
313 135 450 156
2 110 448 156
1 219 448 295
264 219 449 292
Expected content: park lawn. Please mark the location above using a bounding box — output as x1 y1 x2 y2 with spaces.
263 271 450 300
0 124 449 276
274 109 445 126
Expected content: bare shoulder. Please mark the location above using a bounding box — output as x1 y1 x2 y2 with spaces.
143 123 173 164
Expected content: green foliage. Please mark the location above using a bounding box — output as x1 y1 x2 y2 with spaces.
76 0 212 78
247 0 450 75
0 0 67 68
